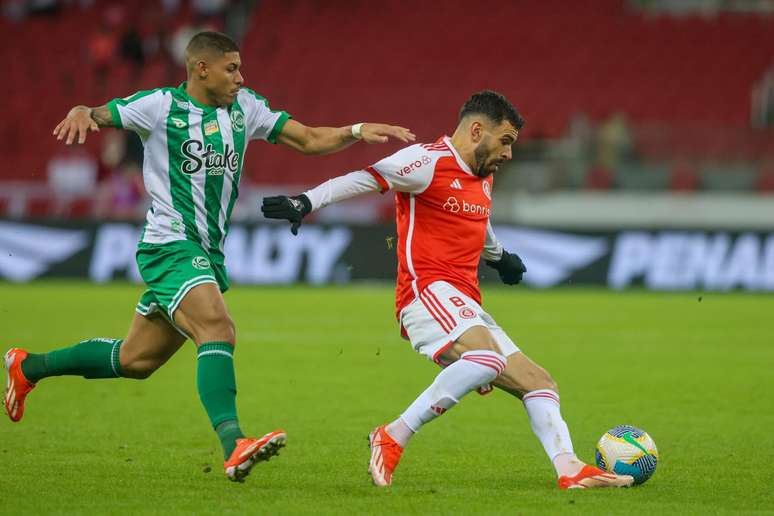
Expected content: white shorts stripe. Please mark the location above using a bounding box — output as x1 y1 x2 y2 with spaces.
419 290 456 332
424 286 455 323
168 275 218 317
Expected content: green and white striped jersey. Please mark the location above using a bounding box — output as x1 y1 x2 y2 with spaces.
107 83 290 257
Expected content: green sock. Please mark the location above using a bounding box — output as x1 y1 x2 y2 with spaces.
21 338 123 383
196 342 244 459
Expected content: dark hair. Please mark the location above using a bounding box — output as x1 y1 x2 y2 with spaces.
186 31 239 57
459 90 524 130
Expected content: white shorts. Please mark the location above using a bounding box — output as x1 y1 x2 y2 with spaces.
399 281 520 364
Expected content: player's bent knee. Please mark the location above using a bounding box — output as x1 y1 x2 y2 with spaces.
495 355 558 397
539 369 558 393
120 359 160 380
188 314 236 346
522 365 557 393
446 325 502 360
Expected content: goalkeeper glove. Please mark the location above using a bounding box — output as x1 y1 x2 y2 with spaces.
485 250 526 285
261 194 312 235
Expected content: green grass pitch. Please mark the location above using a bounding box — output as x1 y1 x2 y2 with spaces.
1 282 772 515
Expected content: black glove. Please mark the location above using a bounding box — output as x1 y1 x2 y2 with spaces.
486 250 526 285
261 194 312 235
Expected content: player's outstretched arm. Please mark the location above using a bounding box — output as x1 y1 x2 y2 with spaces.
52 105 115 145
262 169 383 234
276 119 415 155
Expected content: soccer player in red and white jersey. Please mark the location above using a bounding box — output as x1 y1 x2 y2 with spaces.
262 91 633 489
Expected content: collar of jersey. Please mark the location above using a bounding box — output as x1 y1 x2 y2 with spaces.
177 82 219 113
442 136 474 176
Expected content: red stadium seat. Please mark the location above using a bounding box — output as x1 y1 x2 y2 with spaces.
1 0 773 190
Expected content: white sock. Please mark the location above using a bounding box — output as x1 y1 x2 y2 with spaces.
385 418 414 448
398 350 506 444
522 389 581 477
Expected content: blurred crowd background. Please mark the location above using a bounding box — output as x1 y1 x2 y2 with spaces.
1 0 773 227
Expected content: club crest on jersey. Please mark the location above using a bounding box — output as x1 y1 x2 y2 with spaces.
230 110 245 132
483 181 492 200
204 120 220 136
180 139 240 176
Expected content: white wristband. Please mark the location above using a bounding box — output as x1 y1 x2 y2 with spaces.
351 123 364 140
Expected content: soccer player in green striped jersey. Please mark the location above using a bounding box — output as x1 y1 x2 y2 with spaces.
3 31 414 482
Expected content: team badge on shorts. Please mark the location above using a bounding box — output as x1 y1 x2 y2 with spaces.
459 307 476 319
191 256 211 270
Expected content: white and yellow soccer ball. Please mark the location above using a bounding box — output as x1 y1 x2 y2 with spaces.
595 425 658 485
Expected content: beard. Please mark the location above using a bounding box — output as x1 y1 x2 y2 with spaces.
473 142 501 178
473 143 491 177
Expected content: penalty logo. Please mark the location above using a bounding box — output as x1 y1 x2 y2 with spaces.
191 256 211 270
230 110 245 132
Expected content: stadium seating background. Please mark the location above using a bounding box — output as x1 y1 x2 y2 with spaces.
2 0 773 187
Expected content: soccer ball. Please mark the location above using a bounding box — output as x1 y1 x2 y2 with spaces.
595 425 658 485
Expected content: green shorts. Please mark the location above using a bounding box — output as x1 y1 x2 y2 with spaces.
135 240 229 328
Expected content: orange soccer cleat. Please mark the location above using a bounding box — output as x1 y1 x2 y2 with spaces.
224 429 287 482
558 464 634 489
368 425 404 487
4 348 35 422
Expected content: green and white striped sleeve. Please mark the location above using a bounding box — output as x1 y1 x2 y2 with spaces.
106 89 164 138
238 88 291 144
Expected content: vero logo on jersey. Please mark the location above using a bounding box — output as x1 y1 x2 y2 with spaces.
180 139 240 176
397 155 431 176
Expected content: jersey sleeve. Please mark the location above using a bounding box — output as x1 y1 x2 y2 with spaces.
365 144 440 194
303 170 381 212
482 219 504 261
238 88 292 143
106 89 165 139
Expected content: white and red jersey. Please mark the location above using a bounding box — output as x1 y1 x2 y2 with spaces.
366 136 496 317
